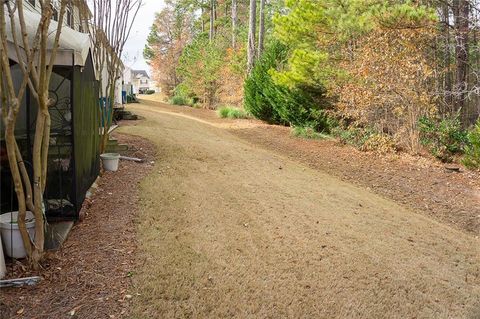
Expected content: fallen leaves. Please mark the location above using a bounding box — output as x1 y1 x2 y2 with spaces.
1 133 156 318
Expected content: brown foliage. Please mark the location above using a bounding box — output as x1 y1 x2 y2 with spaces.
333 26 438 152
147 6 190 97
217 48 246 107
151 41 186 97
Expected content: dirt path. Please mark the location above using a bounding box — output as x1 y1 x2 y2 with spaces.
121 102 480 318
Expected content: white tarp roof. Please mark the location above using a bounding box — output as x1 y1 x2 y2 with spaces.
5 8 91 67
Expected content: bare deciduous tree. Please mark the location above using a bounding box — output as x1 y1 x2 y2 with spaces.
90 0 142 153
0 0 75 266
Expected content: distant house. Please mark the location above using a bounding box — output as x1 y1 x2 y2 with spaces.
1 1 100 221
132 70 152 94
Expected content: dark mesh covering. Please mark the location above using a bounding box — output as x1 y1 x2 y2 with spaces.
72 53 100 214
41 66 76 219
1 52 100 221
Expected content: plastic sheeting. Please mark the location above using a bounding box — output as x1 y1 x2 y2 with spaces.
5 7 91 67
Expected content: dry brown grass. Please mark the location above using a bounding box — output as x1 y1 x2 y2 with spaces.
138 92 168 104
120 104 480 318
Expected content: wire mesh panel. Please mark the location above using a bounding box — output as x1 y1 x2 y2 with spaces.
73 53 100 213
26 67 77 220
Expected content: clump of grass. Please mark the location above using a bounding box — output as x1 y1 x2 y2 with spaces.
291 126 328 140
463 119 480 169
217 106 250 119
170 95 197 107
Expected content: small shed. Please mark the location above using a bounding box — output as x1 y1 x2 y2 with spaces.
0 10 100 221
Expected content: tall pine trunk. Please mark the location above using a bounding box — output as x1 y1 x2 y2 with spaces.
453 0 469 121
442 3 453 111
232 0 237 49
201 6 205 33
257 0 266 58
247 0 257 73
209 0 215 41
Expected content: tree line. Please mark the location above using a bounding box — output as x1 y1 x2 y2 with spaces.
144 0 480 167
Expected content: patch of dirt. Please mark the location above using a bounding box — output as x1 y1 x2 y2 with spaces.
138 99 480 236
1 133 155 319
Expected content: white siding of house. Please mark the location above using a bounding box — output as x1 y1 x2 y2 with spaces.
20 0 88 33
100 62 124 106
123 67 133 84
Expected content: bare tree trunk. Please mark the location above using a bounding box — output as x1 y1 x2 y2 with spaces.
209 0 215 41
4 104 33 258
232 0 237 49
201 6 205 33
257 0 266 58
442 3 453 112
453 0 470 120
0 0 69 267
247 0 257 73
31 104 48 264
92 0 143 153
214 0 217 26
0 6 34 258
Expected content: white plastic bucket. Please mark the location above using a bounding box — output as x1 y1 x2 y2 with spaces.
100 153 120 172
0 211 36 259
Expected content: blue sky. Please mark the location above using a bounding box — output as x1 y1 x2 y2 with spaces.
123 0 165 73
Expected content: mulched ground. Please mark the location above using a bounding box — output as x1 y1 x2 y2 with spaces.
140 99 480 236
1 132 155 319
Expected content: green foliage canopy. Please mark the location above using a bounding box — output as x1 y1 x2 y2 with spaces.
244 41 331 131
272 0 436 89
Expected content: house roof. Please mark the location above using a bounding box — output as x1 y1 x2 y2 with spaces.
132 70 150 79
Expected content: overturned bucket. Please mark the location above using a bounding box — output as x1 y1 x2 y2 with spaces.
100 153 121 172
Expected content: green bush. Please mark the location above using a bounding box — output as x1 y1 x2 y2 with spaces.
244 41 331 131
419 115 468 162
332 126 396 153
173 83 193 100
170 95 188 106
333 126 375 147
291 126 328 139
126 94 138 103
169 83 196 106
217 106 250 119
244 44 283 124
463 120 480 169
